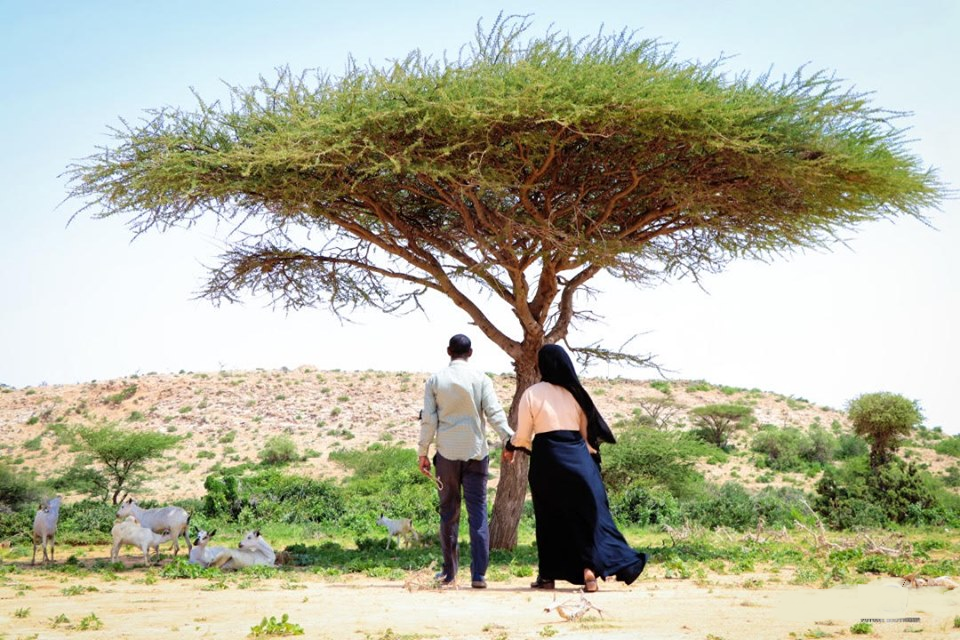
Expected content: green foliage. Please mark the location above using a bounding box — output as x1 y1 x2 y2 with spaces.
850 622 872 634
104 384 138 405
847 392 922 468
602 424 711 498
649 380 672 395
835 433 869 460
55 499 118 543
933 436 960 457
331 444 439 535
249 613 304 637
610 484 680 526
76 424 181 503
259 436 300 466
813 457 957 529
0 461 41 510
671 482 808 532
751 426 837 472
203 468 345 527
690 404 755 449
78 613 104 630
50 462 109 500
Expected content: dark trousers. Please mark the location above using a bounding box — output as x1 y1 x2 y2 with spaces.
434 453 489 581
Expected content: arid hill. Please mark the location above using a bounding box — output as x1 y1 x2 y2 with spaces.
1 367 953 502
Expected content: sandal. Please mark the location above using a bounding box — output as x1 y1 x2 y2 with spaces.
530 576 555 590
584 568 598 593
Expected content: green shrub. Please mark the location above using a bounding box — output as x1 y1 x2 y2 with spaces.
49 463 109 500
934 436 960 458
104 384 138 404
0 461 41 510
259 436 300 465
610 484 680 526
835 433 869 459
602 424 710 498
681 482 756 530
57 499 117 544
649 380 671 394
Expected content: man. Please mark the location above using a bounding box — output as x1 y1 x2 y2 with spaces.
418 334 512 589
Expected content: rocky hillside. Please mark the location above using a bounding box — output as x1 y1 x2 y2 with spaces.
1 367 954 502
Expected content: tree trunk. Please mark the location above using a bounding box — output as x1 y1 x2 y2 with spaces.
489 351 539 550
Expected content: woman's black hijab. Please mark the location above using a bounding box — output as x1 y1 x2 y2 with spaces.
537 344 616 450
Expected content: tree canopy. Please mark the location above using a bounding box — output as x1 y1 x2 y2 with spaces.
78 425 181 504
847 391 923 469
67 16 945 547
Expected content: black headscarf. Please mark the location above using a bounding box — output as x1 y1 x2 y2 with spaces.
537 344 616 450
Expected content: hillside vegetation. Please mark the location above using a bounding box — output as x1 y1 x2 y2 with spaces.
2 367 957 505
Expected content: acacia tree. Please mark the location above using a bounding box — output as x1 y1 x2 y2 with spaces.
690 404 755 450
847 391 923 469
68 18 944 548
78 425 181 504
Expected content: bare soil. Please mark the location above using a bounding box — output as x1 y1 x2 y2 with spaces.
2 551 959 640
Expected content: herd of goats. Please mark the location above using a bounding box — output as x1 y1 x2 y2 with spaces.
30 496 276 569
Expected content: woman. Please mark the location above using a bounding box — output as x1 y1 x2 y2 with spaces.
503 344 646 591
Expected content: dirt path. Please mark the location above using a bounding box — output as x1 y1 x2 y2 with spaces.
3 559 958 639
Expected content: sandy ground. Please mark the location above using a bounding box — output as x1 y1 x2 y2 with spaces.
2 553 959 640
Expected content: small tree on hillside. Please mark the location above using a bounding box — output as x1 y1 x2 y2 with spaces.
78 425 181 504
691 404 755 450
67 17 944 548
847 391 922 469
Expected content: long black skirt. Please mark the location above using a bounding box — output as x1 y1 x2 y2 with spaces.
529 430 646 585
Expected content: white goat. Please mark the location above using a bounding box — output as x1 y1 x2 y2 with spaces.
376 513 419 549
116 498 191 556
208 530 276 569
110 516 174 565
32 495 63 565
188 529 229 567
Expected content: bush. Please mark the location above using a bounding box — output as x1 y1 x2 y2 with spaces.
835 433 869 460
934 436 960 458
203 468 346 526
258 436 300 465
681 482 756 530
56 499 117 544
610 484 681 527
0 461 41 510
602 424 711 498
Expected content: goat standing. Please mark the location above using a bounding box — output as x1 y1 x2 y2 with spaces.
116 498 191 556
32 495 63 565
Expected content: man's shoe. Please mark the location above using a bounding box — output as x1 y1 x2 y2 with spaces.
530 576 555 590
471 578 487 589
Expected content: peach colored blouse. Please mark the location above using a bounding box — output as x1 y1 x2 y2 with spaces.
512 381 589 451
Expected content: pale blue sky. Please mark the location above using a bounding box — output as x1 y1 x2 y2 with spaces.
1 1 957 431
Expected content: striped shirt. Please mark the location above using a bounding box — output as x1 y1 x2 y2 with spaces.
418 359 513 461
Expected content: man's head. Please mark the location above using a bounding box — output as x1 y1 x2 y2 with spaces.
447 334 472 360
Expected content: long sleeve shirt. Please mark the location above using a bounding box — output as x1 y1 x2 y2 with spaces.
418 359 513 461
512 381 589 451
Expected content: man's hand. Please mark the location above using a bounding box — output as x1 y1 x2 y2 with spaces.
501 449 515 465
418 455 432 476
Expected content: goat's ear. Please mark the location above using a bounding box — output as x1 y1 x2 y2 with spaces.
209 529 217 538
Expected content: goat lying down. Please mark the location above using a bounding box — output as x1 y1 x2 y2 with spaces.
207 530 276 569
188 529 230 567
